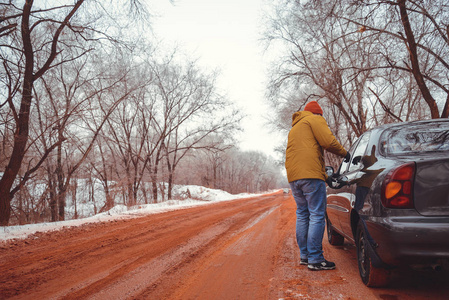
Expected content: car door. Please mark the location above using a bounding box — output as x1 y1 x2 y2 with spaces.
326 143 355 237
338 133 370 237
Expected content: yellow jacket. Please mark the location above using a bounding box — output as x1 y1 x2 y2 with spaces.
285 111 347 182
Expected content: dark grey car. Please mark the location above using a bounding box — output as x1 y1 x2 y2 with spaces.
326 119 449 287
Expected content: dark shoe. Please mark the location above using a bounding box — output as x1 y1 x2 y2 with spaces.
308 259 336 271
300 258 308 265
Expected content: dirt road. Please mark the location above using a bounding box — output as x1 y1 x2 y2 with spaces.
1 191 448 299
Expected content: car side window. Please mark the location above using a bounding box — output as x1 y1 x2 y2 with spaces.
338 141 358 175
348 133 370 173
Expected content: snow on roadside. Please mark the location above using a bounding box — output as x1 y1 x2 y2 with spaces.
0 184 272 241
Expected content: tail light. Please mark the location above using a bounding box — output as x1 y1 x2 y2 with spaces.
381 163 415 209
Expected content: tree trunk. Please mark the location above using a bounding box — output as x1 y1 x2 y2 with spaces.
0 0 85 225
142 184 148 205
104 181 114 211
72 178 78 219
133 183 138 207
151 171 158 203
167 172 173 200
57 187 66 221
91 178 97 215
18 191 24 225
213 160 217 189
0 0 34 226
398 0 440 119
56 130 66 221
49 174 57 222
441 94 449 118
152 144 163 203
165 147 173 200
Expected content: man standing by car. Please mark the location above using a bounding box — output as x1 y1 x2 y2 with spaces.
285 101 350 271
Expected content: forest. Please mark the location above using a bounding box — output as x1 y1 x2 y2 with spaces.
1 0 449 226
264 0 449 165
0 0 283 225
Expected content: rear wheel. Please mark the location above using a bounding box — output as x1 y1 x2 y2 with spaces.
326 217 344 246
356 221 390 287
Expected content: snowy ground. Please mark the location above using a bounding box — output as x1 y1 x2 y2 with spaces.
0 184 274 241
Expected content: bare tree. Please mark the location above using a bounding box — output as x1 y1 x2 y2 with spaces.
0 1 87 225
203 148 283 194
0 0 150 224
264 0 374 147
263 0 449 155
102 75 155 206
344 0 449 118
161 66 242 199
144 54 241 201
88 135 115 212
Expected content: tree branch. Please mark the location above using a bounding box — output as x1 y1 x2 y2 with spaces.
368 87 403 122
10 138 66 198
33 0 85 80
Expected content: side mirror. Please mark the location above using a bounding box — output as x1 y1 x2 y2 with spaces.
325 166 336 188
352 155 362 165
325 164 349 189
338 175 349 187
325 166 335 177
330 175 349 189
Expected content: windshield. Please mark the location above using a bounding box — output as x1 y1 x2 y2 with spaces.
380 122 449 155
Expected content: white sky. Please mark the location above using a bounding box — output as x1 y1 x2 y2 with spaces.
149 0 281 157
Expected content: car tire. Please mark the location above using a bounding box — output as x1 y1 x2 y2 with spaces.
326 217 344 246
356 221 390 287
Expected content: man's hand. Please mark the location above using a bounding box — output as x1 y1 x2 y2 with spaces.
344 152 351 163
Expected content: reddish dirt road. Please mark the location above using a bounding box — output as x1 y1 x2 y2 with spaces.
1 191 449 299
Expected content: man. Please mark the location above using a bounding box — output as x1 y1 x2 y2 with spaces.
285 101 350 271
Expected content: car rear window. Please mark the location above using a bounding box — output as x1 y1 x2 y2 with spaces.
380 122 449 155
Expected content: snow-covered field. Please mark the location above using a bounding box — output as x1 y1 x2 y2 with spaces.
0 184 270 241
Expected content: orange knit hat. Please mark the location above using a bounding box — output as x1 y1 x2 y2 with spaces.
304 101 323 115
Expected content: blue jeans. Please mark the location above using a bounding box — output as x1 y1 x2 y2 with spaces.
289 179 327 264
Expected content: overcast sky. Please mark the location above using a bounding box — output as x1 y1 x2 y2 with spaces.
150 0 282 157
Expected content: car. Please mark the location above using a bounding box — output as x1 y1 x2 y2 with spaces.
325 119 449 287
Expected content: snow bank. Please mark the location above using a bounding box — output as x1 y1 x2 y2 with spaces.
0 184 269 241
